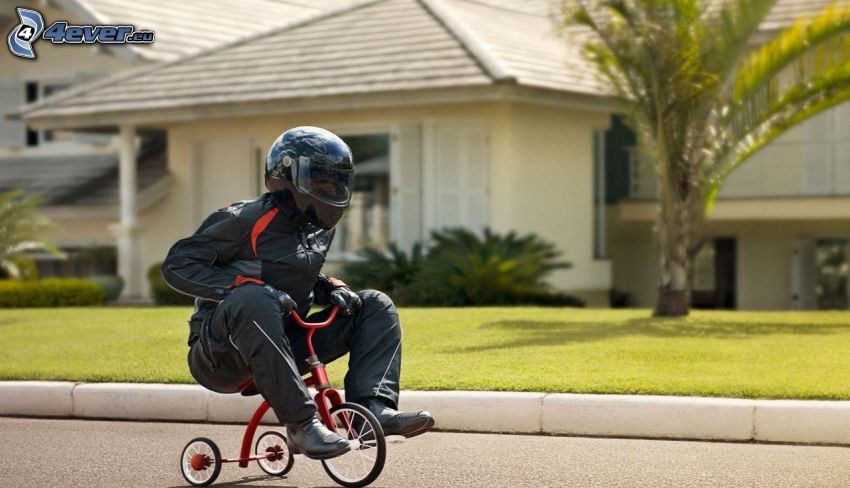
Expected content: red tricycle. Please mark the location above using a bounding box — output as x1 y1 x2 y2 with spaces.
179 305 387 487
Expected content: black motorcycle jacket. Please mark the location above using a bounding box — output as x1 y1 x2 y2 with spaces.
161 193 343 343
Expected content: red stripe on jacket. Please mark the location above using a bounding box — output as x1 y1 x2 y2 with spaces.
229 275 264 288
251 208 279 257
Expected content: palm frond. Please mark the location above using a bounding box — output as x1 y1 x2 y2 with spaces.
732 2 850 104
702 0 779 76
712 81 850 193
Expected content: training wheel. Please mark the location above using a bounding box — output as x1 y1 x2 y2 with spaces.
180 437 222 487
255 430 295 476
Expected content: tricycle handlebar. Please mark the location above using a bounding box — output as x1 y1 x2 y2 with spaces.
289 305 340 330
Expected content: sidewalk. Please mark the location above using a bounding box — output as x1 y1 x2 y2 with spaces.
1 381 849 445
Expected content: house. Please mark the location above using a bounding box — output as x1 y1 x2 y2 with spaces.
7 0 849 309
0 0 355 288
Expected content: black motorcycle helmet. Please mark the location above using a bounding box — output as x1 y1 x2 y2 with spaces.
265 126 354 229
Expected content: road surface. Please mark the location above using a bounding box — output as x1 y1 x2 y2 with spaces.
1 417 849 487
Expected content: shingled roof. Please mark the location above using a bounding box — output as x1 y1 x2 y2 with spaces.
53 0 356 61
19 0 839 126
18 0 607 125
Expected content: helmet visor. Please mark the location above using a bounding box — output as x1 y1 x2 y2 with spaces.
295 157 353 206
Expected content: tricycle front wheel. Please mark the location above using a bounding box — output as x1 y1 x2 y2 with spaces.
321 402 387 488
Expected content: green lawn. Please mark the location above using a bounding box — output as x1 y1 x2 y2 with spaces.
1 307 849 399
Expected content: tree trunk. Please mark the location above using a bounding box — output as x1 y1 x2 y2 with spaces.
653 192 699 317
654 288 690 317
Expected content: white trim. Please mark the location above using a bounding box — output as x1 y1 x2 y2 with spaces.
327 121 393 137
21 85 616 131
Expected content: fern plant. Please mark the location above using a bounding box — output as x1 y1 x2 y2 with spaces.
340 242 425 293
418 228 571 305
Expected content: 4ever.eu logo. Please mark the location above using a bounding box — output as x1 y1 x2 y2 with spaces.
7 7 155 60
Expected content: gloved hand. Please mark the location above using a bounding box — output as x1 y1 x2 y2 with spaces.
330 287 361 315
263 285 297 315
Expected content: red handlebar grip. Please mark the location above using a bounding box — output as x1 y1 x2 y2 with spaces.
289 305 340 329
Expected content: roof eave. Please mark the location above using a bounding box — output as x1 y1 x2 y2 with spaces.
21 84 616 131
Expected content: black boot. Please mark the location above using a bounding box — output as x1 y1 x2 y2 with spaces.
286 417 351 460
360 397 435 438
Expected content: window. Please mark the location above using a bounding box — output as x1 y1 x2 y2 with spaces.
330 134 391 257
816 239 848 310
24 80 73 146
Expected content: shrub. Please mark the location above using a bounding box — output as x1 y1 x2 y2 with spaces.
417 228 572 306
341 243 424 294
609 289 635 308
0 278 103 307
515 291 585 307
89 275 125 302
147 262 195 306
342 228 582 307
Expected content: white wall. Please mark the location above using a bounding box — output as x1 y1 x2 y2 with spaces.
134 100 612 301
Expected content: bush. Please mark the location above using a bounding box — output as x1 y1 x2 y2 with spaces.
341 228 582 307
0 278 104 307
609 289 635 308
514 291 585 307
341 243 424 294
416 228 572 306
147 262 195 306
89 275 125 302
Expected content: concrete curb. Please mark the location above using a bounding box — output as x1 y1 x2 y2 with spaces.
541 394 754 441
1 381 848 445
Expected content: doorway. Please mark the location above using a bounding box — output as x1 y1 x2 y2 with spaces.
691 237 737 309
815 239 849 310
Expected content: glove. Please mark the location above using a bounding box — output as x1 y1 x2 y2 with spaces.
330 287 361 315
263 285 297 315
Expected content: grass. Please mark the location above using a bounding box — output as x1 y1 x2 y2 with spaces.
1 307 849 399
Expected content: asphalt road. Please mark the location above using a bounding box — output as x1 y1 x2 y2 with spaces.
1 417 849 487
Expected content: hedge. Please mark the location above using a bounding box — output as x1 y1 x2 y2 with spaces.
0 278 104 308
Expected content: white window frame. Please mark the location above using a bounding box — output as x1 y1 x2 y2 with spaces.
320 122 394 263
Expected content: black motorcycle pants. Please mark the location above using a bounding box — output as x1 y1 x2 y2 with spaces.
187 284 402 425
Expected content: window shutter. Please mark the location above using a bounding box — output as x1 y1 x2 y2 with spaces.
0 80 26 147
390 122 423 253
424 123 489 236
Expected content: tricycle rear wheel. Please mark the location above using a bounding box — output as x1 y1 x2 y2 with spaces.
180 437 221 487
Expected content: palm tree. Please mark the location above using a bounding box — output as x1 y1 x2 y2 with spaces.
565 0 850 316
0 190 63 279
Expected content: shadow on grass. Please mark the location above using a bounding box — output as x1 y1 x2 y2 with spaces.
449 317 850 353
